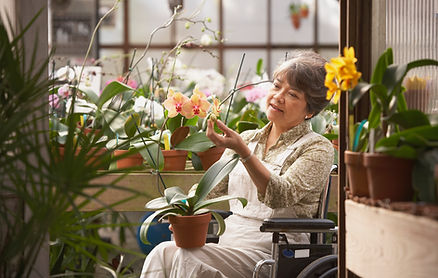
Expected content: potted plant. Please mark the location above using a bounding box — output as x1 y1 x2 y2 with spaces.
139 154 247 248
289 4 301 29
326 47 438 201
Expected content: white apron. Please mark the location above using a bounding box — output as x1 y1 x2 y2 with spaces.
219 132 316 253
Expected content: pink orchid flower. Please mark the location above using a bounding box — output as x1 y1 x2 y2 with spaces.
181 88 211 119
162 89 190 118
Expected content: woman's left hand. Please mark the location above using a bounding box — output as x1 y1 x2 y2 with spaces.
206 119 251 158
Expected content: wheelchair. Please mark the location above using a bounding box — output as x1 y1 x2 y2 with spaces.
252 165 338 278
207 165 338 278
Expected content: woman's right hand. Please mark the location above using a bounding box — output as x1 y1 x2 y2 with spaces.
206 119 251 158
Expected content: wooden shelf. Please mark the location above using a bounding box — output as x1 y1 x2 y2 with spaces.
345 200 438 277
77 171 206 212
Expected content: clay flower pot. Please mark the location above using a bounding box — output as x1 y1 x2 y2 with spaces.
168 213 211 248
196 146 225 170
363 153 414 201
57 146 109 170
113 149 144 169
344 151 369 197
290 13 301 29
162 150 188 171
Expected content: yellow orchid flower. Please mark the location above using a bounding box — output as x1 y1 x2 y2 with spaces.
325 46 362 104
162 89 190 118
211 97 221 118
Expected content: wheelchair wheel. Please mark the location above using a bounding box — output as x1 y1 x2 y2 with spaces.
296 254 337 278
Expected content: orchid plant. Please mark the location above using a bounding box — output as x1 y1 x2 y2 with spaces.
325 46 438 201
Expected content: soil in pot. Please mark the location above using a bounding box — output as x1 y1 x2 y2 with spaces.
344 151 369 197
168 212 211 248
162 150 188 171
363 153 414 202
196 146 225 170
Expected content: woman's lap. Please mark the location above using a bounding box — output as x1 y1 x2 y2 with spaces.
140 241 270 278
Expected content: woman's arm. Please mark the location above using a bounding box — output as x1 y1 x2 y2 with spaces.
206 119 271 195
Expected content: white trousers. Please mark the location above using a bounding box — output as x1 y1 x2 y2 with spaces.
140 241 270 278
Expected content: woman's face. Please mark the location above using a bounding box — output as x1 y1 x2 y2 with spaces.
265 74 312 131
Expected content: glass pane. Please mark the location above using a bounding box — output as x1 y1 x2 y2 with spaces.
318 48 340 62
271 48 314 76
129 0 172 44
175 1 220 46
317 0 339 44
99 0 124 44
224 50 268 87
223 0 267 43
271 0 314 44
98 49 126 85
387 0 438 113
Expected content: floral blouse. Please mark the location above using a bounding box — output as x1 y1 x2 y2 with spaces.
209 120 334 219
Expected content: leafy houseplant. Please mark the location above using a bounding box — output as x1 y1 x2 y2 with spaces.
326 47 438 201
139 154 247 248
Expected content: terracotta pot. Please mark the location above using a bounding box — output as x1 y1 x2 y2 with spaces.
196 146 226 170
363 153 414 201
168 213 211 248
300 7 309 18
344 151 369 197
331 139 339 151
57 146 109 169
162 150 188 171
290 13 301 29
113 149 144 169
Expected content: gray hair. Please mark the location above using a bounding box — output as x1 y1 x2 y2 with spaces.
273 50 329 117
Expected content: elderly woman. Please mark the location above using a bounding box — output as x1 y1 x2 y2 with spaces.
141 50 334 278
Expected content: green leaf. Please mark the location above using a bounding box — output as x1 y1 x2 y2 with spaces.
237 121 259 133
139 208 175 245
145 197 170 210
413 149 438 202
124 113 140 138
167 114 183 133
139 142 164 170
194 195 247 212
375 144 418 159
371 48 393 84
194 154 239 203
184 116 199 127
388 110 430 129
368 105 381 129
174 132 215 152
211 211 226 236
98 81 134 109
256 59 264 76
163 186 188 205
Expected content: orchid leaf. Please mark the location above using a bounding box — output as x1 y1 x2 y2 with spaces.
388 110 430 129
194 195 247 212
195 154 239 203
413 149 438 202
174 132 215 152
371 48 393 84
124 113 140 138
139 142 164 170
170 126 189 147
211 210 226 236
167 114 183 133
139 208 177 245
98 81 134 109
368 104 381 129
145 197 170 210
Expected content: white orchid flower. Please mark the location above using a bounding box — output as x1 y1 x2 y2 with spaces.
133 96 164 120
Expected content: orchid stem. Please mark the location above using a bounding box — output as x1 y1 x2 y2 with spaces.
224 53 245 125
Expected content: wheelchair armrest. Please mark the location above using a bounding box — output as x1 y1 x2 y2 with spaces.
260 218 335 233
